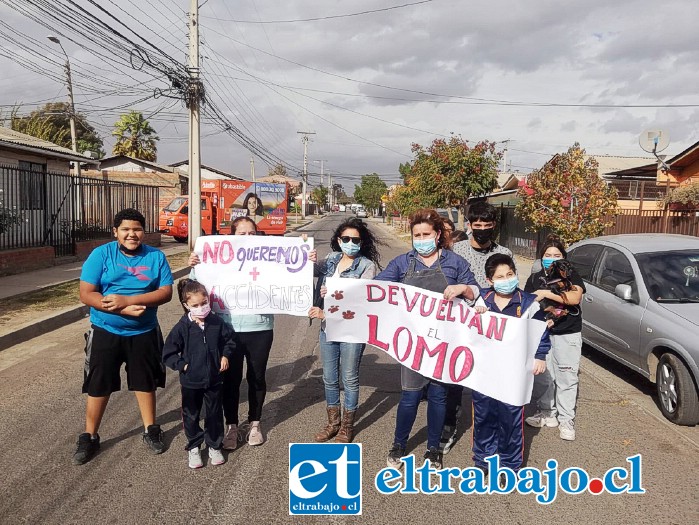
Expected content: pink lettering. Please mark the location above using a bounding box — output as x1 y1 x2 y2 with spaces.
468 313 483 335
435 299 449 321
485 316 507 341
419 296 436 317
449 346 474 382
387 285 399 306
367 315 389 351
411 337 448 379
202 242 218 263
401 288 421 313
367 284 386 302
393 327 413 362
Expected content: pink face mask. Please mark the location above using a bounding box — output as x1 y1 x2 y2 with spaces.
189 303 211 318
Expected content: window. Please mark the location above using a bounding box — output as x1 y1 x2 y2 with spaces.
19 161 46 210
567 243 603 281
595 247 637 296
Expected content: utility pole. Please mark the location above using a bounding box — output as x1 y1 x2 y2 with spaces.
47 36 81 178
187 0 204 250
328 175 333 209
297 131 315 219
501 139 511 173
314 159 328 211
250 156 255 182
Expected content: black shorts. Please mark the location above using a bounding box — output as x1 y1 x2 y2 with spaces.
82 325 166 396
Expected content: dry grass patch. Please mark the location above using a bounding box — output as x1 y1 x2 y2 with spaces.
0 251 190 327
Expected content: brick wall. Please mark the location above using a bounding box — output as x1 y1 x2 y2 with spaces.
0 233 162 277
0 246 55 276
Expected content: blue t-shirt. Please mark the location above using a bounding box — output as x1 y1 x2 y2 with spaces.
80 241 174 335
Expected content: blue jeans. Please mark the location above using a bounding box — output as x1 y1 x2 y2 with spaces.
394 380 448 450
319 330 365 411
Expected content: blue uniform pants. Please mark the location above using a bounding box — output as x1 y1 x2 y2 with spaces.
472 390 524 471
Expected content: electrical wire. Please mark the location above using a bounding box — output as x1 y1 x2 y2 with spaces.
199 0 434 24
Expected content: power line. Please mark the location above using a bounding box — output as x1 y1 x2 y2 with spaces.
199 0 434 24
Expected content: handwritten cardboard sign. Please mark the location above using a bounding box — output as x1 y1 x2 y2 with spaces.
324 278 547 406
193 235 314 316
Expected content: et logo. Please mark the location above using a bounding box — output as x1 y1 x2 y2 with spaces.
288 443 362 515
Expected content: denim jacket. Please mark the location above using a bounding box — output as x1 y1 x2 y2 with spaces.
313 252 376 308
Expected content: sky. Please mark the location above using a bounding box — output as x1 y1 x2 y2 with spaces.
1 0 698 195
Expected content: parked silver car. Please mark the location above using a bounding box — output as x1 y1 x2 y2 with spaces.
567 234 699 425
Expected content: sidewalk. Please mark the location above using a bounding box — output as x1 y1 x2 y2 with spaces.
0 218 320 351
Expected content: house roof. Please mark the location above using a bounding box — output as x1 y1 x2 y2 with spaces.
169 160 243 180
99 154 175 173
258 174 301 188
667 140 699 168
0 126 99 164
585 155 656 176
604 163 657 179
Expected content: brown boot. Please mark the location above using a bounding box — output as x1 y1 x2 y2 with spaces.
314 406 341 442
334 409 356 443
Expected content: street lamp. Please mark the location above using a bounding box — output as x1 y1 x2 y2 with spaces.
47 35 81 177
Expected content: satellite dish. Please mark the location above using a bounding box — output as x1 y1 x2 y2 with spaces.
639 130 670 154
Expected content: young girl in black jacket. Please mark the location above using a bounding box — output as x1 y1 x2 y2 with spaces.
163 279 236 468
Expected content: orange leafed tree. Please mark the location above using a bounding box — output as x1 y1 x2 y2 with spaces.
516 143 618 245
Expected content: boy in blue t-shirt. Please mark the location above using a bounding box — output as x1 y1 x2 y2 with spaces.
472 253 550 474
73 208 173 465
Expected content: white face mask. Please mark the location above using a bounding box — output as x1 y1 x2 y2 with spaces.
188 303 211 318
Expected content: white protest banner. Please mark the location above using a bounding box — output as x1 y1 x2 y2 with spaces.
324 277 547 406
192 235 314 316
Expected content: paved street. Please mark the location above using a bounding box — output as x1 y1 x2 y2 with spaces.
0 213 697 525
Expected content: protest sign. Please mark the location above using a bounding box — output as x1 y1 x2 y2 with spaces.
324 278 547 406
192 235 314 316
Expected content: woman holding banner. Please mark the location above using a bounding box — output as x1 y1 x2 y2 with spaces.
188 216 317 448
308 218 382 444
376 208 479 469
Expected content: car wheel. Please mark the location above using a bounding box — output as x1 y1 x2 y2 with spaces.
656 353 699 425
173 236 187 243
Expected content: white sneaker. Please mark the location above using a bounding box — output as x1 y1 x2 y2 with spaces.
188 446 203 469
525 412 559 428
247 421 264 446
209 448 225 466
559 420 576 441
222 424 238 450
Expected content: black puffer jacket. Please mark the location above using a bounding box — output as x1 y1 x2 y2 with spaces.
162 313 236 388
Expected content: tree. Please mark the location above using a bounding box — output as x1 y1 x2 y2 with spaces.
267 163 288 179
354 173 387 214
515 143 618 245
9 103 105 157
405 136 501 227
112 111 159 161
310 185 329 212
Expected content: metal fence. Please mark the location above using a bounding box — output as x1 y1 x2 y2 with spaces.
602 208 699 236
0 165 160 257
496 205 552 259
496 204 699 258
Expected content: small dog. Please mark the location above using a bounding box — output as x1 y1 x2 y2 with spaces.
538 259 578 321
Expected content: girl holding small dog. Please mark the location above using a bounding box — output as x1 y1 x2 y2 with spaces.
524 234 585 441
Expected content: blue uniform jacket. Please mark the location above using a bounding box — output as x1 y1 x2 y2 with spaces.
480 288 551 360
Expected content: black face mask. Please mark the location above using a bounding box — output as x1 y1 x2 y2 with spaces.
472 227 494 245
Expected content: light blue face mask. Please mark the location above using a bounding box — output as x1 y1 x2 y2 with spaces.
340 241 361 256
542 257 559 270
413 238 437 256
493 276 519 295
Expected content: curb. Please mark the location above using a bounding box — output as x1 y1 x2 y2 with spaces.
0 266 191 352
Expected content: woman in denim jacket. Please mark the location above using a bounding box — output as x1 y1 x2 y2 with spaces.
308 218 382 443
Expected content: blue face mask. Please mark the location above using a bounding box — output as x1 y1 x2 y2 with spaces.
542 257 559 270
340 241 360 256
493 276 519 295
413 238 437 256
